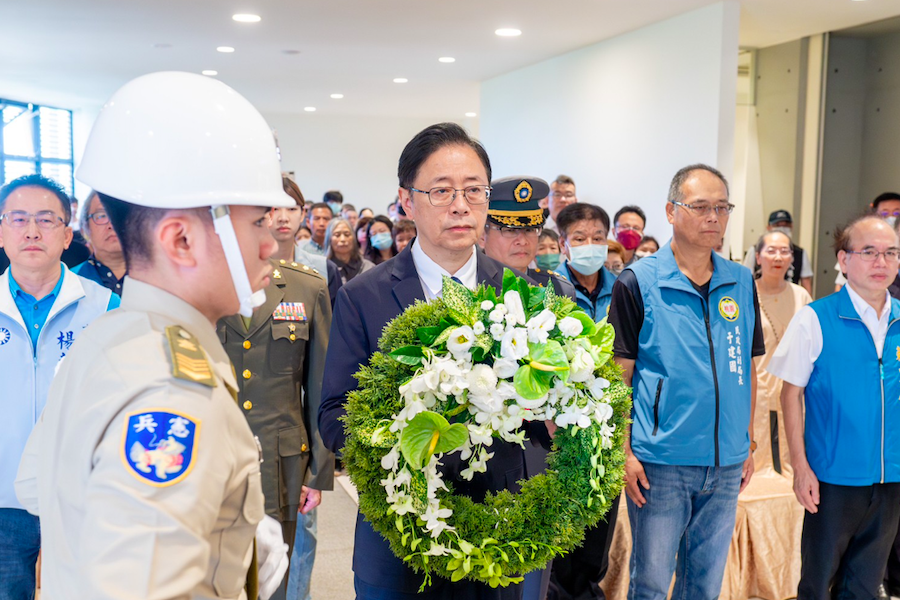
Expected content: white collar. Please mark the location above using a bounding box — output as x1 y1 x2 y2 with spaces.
410 239 478 299
845 282 891 323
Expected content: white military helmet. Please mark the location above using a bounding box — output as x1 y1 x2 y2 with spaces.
77 71 292 316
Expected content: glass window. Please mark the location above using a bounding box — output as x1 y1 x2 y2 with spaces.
1 99 74 195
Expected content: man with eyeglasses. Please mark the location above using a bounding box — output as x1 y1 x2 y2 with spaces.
544 175 578 233
834 193 900 295
72 191 127 295
613 206 647 267
0 174 119 600
320 122 550 599
481 176 574 298
608 164 764 600
768 215 900 600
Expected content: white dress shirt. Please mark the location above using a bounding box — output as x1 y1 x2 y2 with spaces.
410 239 478 301
767 283 892 387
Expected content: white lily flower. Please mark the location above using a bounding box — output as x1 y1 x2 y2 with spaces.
558 316 584 337
503 290 527 325
525 309 556 344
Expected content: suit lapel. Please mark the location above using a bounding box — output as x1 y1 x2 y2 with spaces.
246 281 285 336
476 250 504 293
391 248 426 310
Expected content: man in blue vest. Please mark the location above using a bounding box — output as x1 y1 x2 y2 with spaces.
0 174 118 600
608 164 764 600
768 215 900 599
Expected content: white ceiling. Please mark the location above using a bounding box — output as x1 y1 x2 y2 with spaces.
2 0 900 119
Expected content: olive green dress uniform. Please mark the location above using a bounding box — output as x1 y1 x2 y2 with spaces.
528 266 576 299
15 277 265 600
217 259 334 552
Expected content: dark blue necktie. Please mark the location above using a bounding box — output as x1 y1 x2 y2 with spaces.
451 276 463 285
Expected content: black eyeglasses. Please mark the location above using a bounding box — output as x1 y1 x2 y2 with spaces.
485 224 541 238
669 200 735 216
408 185 491 207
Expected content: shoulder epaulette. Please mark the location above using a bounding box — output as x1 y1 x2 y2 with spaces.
164 325 216 388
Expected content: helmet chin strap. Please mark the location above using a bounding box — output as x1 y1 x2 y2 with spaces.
210 205 266 318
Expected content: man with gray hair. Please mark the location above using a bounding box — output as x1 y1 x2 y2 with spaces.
609 164 764 600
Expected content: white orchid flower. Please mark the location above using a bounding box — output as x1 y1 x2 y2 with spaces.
425 542 451 556
422 502 454 538
380 445 400 471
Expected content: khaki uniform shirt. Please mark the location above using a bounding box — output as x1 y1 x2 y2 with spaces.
16 277 265 600
218 259 334 523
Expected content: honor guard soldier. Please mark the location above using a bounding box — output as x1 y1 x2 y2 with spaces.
15 72 291 600
218 256 333 600
481 176 575 299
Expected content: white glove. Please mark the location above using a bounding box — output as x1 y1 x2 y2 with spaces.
256 515 289 600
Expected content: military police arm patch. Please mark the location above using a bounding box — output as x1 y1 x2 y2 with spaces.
120 409 200 487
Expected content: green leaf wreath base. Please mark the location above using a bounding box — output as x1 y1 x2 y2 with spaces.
342 286 631 589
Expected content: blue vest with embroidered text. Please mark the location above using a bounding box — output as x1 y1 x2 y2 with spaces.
805 289 900 485
628 242 756 467
0 267 114 509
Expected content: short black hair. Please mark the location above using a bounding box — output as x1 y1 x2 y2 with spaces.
0 173 72 223
307 202 333 224
872 192 900 212
98 193 169 267
614 205 646 228
834 214 897 256
323 190 343 204
341 203 357 213
556 203 610 238
539 229 559 244
398 122 491 189
668 164 729 202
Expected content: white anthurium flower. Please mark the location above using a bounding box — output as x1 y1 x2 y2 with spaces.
558 316 584 338
489 322 506 340
473 320 486 335
569 347 596 383
381 445 400 471
503 290 527 325
481 300 495 311
525 309 556 344
500 327 529 360
446 326 475 359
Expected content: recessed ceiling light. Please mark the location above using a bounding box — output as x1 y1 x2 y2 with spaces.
153 43 172 49
304 106 316 112
495 28 522 37
393 78 408 83
217 46 235 53
202 70 218 76
439 57 456 63
232 13 261 22
330 93 344 99
465 112 477 117
282 49 302 55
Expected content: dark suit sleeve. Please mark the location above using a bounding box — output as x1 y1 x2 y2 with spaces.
326 260 342 309
319 284 369 454
304 283 335 490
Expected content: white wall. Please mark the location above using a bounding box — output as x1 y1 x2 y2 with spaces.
479 1 740 242
264 112 478 215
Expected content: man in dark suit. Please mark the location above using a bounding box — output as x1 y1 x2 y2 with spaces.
319 122 546 600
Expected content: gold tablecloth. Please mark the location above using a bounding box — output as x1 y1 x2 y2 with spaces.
600 468 803 600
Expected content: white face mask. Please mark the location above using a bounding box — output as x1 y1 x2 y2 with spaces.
566 243 608 276
886 216 898 228
770 226 792 238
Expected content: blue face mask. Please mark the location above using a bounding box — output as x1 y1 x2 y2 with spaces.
567 243 608 276
535 253 561 271
371 231 394 251
328 202 341 215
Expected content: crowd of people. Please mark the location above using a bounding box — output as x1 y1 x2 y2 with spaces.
1 70 900 600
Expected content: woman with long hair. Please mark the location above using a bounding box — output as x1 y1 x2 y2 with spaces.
363 215 397 265
326 218 374 284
